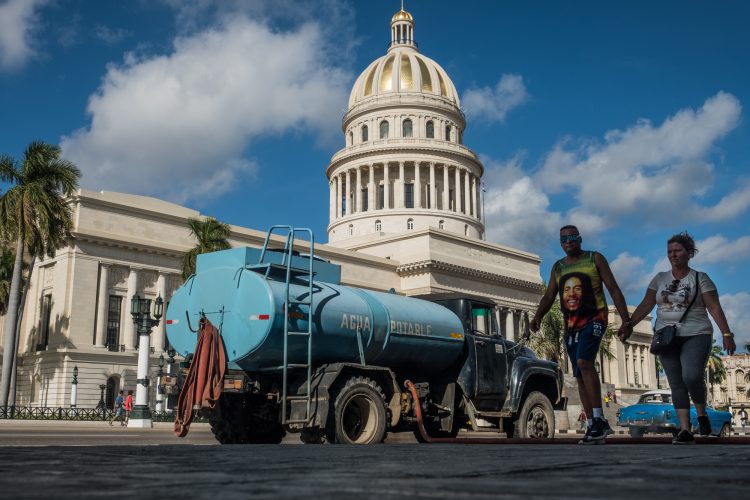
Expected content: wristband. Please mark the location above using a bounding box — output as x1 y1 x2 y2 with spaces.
722 332 734 338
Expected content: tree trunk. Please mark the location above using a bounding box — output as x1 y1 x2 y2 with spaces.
9 256 34 406
0 239 25 407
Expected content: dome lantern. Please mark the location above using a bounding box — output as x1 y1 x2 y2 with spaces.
389 2 417 52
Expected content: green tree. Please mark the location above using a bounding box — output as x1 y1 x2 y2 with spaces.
706 340 727 386
0 248 15 314
0 141 80 406
181 216 232 280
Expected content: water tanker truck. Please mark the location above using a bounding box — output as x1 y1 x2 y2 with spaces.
165 226 565 444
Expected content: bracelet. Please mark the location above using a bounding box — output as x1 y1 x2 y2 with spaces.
722 332 734 338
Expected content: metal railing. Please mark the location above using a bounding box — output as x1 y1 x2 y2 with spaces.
0 406 206 423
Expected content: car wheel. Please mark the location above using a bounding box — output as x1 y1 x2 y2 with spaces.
514 391 555 438
629 427 645 438
719 423 731 437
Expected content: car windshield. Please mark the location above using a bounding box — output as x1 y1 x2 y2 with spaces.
638 393 672 404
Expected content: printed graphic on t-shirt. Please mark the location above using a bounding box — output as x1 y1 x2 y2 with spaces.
659 281 692 313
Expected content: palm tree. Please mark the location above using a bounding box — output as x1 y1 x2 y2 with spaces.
0 141 80 406
706 340 727 386
181 216 232 280
0 248 15 314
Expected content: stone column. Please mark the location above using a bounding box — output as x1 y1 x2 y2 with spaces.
414 163 422 208
329 180 334 221
429 162 436 209
464 170 472 216
472 175 479 219
123 268 138 350
355 166 362 213
455 166 462 213
94 263 109 348
335 174 341 219
367 165 375 212
505 310 517 343
397 161 405 208
499 308 508 338
153 273 167 352
346 169 352 215
384 163 390 210
442 164 449 211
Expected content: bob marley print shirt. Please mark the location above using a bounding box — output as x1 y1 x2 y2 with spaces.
553 251 608 333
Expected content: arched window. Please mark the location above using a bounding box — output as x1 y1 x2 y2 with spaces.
445 125 451 141
349 131 353 146
380 120 389 139
402 119 413 138
407 218 414 230
348 224 354 236
426 120 434 138
375 220 382 232
105 376 119 409
362 125 368 142
438 220 444 230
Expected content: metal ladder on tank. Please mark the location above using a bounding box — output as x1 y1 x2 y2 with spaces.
258 225 315 426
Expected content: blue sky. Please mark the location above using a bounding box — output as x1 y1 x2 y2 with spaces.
1 0 749 350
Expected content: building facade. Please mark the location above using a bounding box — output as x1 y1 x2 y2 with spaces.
712 354 750 427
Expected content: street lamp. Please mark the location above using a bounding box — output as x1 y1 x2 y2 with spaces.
155 354 165 412
128 293 163 428
70 366 78 409
165 347 176 413
97 383 106 420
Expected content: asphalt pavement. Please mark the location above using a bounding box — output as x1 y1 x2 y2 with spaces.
0 421 748 499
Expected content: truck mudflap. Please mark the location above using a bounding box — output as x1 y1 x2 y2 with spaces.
286 363 401 430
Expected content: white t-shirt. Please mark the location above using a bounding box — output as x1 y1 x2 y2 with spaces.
648 269 716 336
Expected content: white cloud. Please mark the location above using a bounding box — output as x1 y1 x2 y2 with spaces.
462 74 529 123
94 24 132 45
61 16 352 204
717 292 750 351
692 234 750 265
0 0 48 70
536 92 745 225
610 252 665 298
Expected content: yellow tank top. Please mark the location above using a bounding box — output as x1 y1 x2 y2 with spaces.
553 251 608 332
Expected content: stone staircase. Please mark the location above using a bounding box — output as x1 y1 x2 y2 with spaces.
556 375 628 433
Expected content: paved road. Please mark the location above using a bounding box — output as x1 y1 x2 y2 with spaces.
0 422 748 499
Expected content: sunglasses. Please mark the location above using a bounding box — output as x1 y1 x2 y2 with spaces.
667 279 681 293
560 234 580 244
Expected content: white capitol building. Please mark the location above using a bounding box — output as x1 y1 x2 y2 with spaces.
0 7 655 425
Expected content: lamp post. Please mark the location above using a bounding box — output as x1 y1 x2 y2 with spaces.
97 383 106 420
165 347 176 413
70 366 78 409
128 293 163 428
155 354 165 412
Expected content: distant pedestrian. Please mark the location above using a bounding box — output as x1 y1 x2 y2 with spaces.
604 395 610 408
740 408 748 434
124 390 134 424
109 390 124 426
578 410 587 431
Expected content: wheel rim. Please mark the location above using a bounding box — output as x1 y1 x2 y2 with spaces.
525 405 550 438
341 394 378 443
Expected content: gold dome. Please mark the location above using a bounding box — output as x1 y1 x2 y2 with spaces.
391 9 413 23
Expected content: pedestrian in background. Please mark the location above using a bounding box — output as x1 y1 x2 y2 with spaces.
578 409 587 431
124 390 134 424
624 231 736 444
109 390 124 426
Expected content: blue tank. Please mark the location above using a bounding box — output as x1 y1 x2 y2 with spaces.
166 248 466 375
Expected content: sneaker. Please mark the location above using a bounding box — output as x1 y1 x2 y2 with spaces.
578 418 614 444
697 416 712 437
672 429 695 444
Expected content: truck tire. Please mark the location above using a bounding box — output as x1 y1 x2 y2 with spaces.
513 391 555 438
629 427 645 438
209 395 284 444
327 376 388 444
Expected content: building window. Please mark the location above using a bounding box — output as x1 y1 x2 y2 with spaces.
375 220 382 232
105 295 122 352
426 120 434 138
349 131 353 146
348 224 354 236
361 188 368 211
362 125 368 142
105 376 119 409
445 125 451 141
378 185 385 209
439 220 444 230
380 120 389 139
407 218 414 230
402 119 413 137
404 183 414 208
38 294 52 350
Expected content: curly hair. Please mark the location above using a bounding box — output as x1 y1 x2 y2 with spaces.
668 231 698 258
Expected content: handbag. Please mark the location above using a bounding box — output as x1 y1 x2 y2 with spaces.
650 272 701 355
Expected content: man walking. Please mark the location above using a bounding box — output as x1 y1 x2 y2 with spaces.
530 225 632 444
109 390 125 426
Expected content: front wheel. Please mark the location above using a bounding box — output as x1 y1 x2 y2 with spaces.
327 376 388 444
513 391 555 438
629 427 645 438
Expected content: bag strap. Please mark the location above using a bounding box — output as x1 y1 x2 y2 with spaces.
676 271 701 324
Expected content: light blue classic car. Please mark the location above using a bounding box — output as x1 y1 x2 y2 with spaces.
617 390 732 438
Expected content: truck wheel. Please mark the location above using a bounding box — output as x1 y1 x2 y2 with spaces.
629 427 645 438
328 376 388 444
514 391 555 438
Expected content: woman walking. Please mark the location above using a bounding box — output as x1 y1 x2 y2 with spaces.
622 232 736 444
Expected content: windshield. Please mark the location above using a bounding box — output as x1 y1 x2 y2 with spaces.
638 393 672 404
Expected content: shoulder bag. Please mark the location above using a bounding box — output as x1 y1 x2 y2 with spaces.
650 272 701 355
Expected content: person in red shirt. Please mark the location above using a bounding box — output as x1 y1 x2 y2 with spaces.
124 390 134 424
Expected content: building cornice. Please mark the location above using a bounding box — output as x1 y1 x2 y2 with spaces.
397 258 544 293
